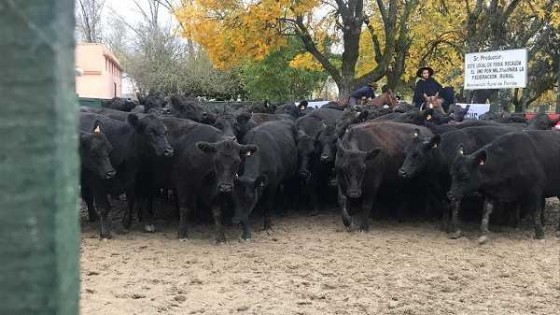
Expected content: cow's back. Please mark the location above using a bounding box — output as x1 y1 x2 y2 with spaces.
439 126 516 167
243 120 297 182
342 121 433 185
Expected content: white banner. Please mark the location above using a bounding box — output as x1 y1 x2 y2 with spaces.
464 48 527 90
456 103 491 120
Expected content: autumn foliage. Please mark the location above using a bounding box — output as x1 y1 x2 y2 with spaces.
176 0 560 106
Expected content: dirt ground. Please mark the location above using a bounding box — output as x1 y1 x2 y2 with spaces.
81 200 560 315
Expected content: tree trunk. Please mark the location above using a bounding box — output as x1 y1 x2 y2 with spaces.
557 55 560 108
0 1 80 314
337 79 354 103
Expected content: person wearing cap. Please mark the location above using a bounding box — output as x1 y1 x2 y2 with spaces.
413 66 443 108
348 82 378 106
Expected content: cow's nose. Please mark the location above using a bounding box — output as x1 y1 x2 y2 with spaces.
164 147 174 157
398 168 407 178
219 183 233 192
320 154 330 162
225 135 237 141
447 191 456 201
105 170 116 179
347 189 361 198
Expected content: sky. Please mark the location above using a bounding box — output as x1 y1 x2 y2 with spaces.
104 0 175 25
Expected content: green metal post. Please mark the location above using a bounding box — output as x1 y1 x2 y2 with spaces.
0 1 79 314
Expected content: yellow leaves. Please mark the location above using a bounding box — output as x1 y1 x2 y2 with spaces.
289 52 323 71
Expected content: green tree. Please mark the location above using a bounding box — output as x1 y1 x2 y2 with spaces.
240 41 328 102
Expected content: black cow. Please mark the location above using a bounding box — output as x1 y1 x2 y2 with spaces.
235 112 293 140
137 117 258 242
233 120 297 240
139 92 170 115
101 97 137 112
336 107 370 139
212 114 239 140
295 108 344 212
169 95 206 122
448 130 560 240
79 112 173 238
526 113 560 130
79 121 116 222
372 108 434 126
398 126 517 230
336 121 433 231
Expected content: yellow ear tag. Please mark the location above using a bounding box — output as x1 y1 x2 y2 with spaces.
246 151 252 156
427 115 432 120
479 160 485 166
94 125 101 134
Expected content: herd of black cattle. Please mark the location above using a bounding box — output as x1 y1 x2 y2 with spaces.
79 94 560 244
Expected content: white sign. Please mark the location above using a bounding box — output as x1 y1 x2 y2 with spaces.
456 103 491 120
295 101 331 108
464 48 527 90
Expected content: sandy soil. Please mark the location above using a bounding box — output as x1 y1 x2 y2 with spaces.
81 201 560 315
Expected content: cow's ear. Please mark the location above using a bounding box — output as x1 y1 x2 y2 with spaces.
236 112 251 124
240 144 258 156
255 175 268 188
127 113 140 129
456 144 465 156
423 93 429 99
429 135 441 148
92 119 103 135
475 150 487 166
196 141 216 153
366 148 381 160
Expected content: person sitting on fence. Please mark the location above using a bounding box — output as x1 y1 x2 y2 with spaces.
348 81 378 106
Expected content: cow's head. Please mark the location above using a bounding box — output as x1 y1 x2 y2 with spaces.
296 130 318 179
232 175 267 225
336 109 368 138
79 120 116 180
317 121 338 163
213 114 238 140
127 113 174 157
336 145 381 199
197 139 258 193
399 130 440 179
448 145 487 201
236 112 257 139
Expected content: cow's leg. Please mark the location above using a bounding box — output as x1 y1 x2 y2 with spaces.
263 186 277 231
449 199 462 239
309 181 320 216
121 185 136 230
177 191 195 240
93 187 112 239
211 200 226 243
540 197 546 227
557 197 560 233
241 218 252 241
142 191 156 233
357 196 375 232
478 200 494 244
81 182 98 222
531 196 545 239
337 184 351 229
